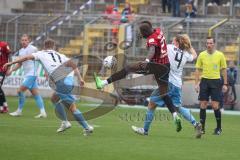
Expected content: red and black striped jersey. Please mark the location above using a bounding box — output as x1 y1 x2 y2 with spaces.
146 28 169 64
0 41 11 73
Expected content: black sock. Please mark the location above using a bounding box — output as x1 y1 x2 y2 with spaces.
107 68 128 84
200 108 206 131
162 95 176 114
214 109 221 129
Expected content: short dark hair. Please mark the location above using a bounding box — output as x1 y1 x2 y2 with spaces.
206 36 215 43
140 21 152 28
139 22 153 38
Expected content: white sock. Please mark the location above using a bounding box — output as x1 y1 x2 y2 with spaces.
173 112 178 120
17 108 22 113
40 109 46 114
102 80 109 86
3 102 8 106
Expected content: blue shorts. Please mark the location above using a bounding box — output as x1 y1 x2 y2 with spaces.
22 76 38 90
150 82 182 107
55 76 76 104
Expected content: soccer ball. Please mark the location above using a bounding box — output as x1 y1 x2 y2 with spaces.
103 56 117 69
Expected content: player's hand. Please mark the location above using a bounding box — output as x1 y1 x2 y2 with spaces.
160 52 168 58
222 84 228 93
3 62 12 70
80 79 85 87
194 84 200 93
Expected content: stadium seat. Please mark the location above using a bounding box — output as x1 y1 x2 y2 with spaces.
88 31 104 38
59 47 80 55
125 0 149 5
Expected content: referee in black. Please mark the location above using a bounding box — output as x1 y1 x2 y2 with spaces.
195 37 228 135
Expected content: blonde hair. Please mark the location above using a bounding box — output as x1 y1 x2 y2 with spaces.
21 34 31 40
44 38 55 49
175 34 191 51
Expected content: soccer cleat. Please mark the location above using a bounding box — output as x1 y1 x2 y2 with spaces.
201 129 205 134
57 121 71 133
0 106 8 113
83 125 94 136
93 72 104 89
9 110 22 117
34 112 47 118
174 115 182 132
213 128 222 135
2 106 9 113
131 126 148 135
194 122 203 139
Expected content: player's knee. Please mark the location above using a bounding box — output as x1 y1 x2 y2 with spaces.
200 101 208 109
17 90 24 96
148 101 156 110
211 101 219 110
69 104 77 112
51 94 60 103
30 89 39 96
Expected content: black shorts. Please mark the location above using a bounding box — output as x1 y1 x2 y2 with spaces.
198 78 222 102
124 62 170 96
147 62 170 96
0 72 6 86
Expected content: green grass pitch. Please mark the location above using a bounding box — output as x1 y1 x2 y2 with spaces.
0 97 240 160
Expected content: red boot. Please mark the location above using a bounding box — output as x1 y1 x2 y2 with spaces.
2 106 8 113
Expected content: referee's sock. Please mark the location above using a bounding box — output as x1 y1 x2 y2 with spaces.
214 109 221 129
200 108 206 131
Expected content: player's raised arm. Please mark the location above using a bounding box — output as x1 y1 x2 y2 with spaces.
3 54 35 69
5 63 22 76
64 59 85 86
188 47 197 60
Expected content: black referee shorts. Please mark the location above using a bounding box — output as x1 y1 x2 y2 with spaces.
198 78 222 102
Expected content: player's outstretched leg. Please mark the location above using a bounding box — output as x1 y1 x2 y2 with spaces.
94 62 147 89
70 106 94 136
179 106 202 138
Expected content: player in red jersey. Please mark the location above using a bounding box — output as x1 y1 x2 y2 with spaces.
94 21 182 132
0 41 11 113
